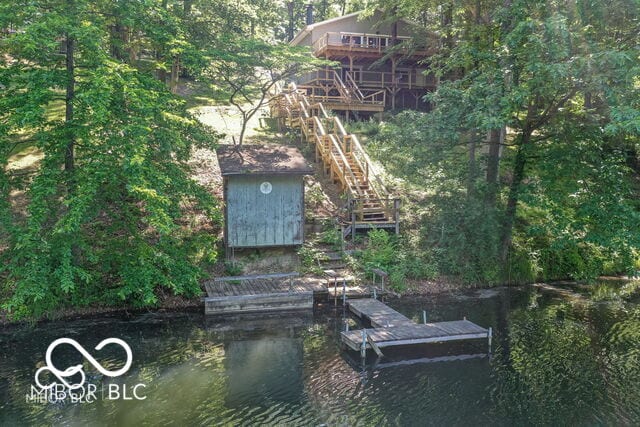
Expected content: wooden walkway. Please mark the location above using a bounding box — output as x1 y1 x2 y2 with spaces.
341 299 491 355
203 272 381 315
204 273 326 315
204 273 325 297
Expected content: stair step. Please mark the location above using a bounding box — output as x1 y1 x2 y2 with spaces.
320 251 343 261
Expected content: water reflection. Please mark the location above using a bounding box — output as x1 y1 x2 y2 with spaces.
1 280 639 425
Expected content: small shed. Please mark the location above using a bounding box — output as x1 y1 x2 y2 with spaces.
216 145 314 251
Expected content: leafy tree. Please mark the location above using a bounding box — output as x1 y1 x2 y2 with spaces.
0 0 221 318
367 0 640 283
206 38 328 146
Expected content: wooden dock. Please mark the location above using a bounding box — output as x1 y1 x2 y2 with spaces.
204 273 326 315
204 270 382 315
341 299 491 355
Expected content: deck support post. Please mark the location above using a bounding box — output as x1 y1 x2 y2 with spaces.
351 206 356 242
334 278 338 306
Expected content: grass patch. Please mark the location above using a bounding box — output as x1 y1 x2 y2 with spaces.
179 79 230 109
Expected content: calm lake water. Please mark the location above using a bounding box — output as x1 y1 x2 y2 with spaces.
2 280 640 426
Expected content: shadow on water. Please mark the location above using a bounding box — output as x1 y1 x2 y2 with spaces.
1 280 640 426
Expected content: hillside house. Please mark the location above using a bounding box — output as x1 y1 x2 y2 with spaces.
290 9 436 115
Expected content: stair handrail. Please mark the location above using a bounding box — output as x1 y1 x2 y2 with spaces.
310 115 362 198
349 133 389 197
329 70 360 103
327 134 363 198
344 72 365 101
361 89 386 105
298 100 309 119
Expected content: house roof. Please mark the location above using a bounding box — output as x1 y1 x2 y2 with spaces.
216 145 313 176
290 9 416 46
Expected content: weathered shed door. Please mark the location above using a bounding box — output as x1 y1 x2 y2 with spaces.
226 175 304 248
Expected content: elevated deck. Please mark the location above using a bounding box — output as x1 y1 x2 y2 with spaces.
341 298 491 354
312 32 434 60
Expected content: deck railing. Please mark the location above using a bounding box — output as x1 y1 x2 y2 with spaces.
312 32 414 55
296 69 386 106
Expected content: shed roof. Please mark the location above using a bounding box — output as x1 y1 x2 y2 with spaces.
216 145 313 176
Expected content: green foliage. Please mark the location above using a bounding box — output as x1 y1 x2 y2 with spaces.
205 38 331 145
363 0 640 285
359 230 437 291
319 227 342 250
0 0 223 319
224 261 244 276
297 244 325 275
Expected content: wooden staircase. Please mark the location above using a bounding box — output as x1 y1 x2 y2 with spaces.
293 69 386 113
270 83 400 238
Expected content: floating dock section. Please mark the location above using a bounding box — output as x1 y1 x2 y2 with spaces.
341 299 491 355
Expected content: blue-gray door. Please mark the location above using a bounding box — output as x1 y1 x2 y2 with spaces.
226 175 304 247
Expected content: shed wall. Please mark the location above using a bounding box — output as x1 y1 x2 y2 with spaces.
225 174 305 248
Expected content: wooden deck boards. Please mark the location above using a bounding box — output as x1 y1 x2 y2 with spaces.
204 274 325 298
204 273 328 315
347 298 414 328
342 298 490 352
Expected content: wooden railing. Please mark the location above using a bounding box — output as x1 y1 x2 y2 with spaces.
270 82 400 231
296 69 386 108
347 70 436 90
312 32 414 55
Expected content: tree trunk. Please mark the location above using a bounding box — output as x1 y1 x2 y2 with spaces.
169 55 180 94
467 132 478 198
287 2 295 41
237 115 248 147
485 127 502 206
500 129 530 262
65 31 75 190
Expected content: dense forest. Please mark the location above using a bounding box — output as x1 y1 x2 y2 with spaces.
1 0 639 319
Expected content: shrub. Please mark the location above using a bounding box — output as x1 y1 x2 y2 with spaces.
359 229 437 291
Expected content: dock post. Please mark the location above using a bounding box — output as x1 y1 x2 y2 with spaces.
342 281 347 305
360 329 367 359
334 279 338 306
423 310 427 324
373 287 377 300
488 327 493 354
345 320 349 332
